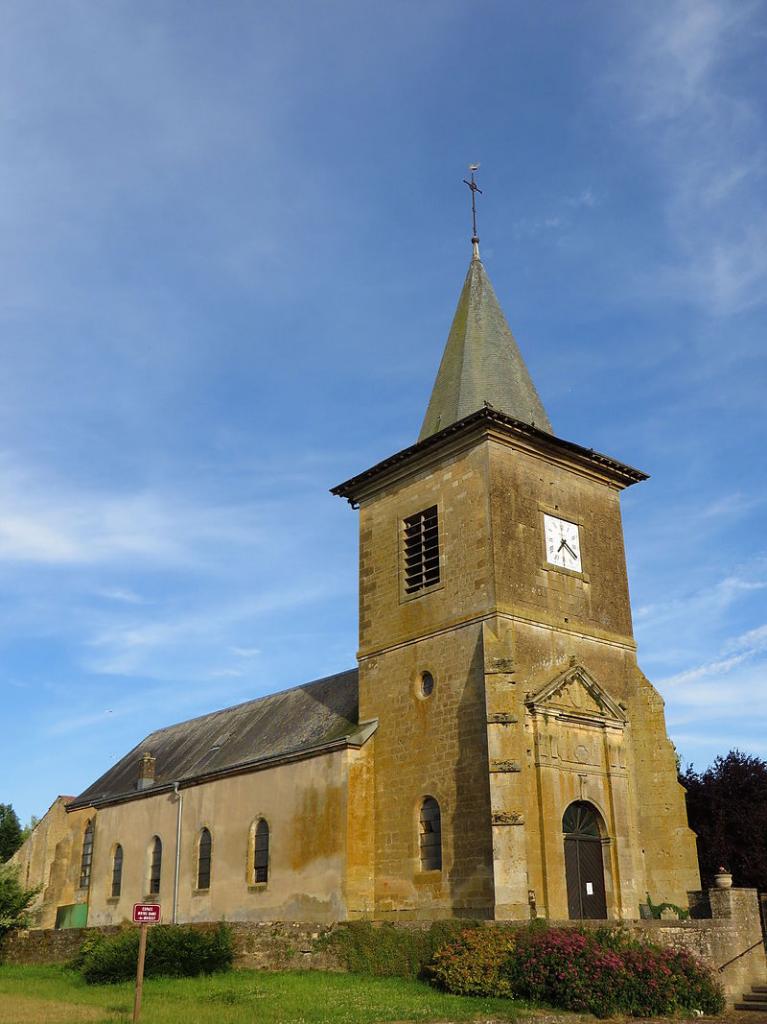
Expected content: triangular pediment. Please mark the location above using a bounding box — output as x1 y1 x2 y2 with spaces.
525 664 626 724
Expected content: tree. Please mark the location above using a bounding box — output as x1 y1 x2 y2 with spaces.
681 750 767 892
20 816 39 844
0 862 40 939
0 805 23 863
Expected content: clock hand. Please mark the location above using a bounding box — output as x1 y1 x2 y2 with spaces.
562 540 577 559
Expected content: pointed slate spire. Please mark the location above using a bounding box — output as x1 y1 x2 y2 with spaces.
418 253 552 441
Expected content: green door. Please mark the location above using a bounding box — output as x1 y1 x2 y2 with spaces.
54 903 88 929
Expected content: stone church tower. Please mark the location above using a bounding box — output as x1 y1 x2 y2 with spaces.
333 242 701 921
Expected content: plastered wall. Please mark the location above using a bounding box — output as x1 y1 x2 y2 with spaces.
88 748 365 925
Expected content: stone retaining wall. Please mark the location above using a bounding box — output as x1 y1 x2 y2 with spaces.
4 889 765 1004
1 921 343 974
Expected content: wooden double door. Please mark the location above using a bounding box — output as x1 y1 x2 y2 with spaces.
563 801 608 920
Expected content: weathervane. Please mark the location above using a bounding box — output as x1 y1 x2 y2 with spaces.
463 164 482 258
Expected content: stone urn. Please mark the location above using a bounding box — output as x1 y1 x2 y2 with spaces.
714 869 733 889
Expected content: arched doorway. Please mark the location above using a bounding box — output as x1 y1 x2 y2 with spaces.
563 801 608 919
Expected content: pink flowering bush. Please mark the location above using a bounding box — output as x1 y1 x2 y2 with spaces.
428 924 724 1017
426 927 515 996
506 926 724 1018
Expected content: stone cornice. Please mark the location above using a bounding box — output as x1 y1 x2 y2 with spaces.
331 407 647 506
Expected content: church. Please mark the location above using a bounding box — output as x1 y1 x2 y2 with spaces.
14 218 702 930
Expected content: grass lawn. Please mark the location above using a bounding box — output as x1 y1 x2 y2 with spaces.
0 965 520 1024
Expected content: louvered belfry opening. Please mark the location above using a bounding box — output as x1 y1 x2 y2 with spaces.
403 505 440 594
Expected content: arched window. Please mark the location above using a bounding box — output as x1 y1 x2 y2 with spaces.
148 836 162 896
254 819 269 883
111 845 123 898
197 828 212 890
79 820 94 889
563 801 602 838
419 797 442 871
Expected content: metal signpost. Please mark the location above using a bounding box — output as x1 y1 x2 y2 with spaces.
132 903 161 1023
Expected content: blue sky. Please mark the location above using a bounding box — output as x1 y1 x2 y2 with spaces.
2 1 765 824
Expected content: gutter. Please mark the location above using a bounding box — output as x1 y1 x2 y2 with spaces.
172 781 183 925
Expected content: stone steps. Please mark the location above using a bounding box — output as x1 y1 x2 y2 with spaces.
734 983 767 1012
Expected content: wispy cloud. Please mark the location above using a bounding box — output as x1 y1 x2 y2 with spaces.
662 651 752 687
0 453 334 571
82 585 338 680
0 459 189 566
565 189 597 209
617 0 767 314
96 587 147 605
663 657 767 766
513 188 598 239
0 443 354 737
660 617 767 745
725 621 767 654
634 573 766 630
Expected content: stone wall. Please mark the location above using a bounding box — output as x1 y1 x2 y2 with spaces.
2 925 120 966
357 442 497 919
4 888 764 1004
2 921 343 973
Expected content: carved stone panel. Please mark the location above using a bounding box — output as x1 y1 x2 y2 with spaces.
492 811 524 826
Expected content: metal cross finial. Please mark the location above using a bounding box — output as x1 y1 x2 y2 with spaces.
463 164 482 258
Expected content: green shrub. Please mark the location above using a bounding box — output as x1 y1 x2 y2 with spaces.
0 862 40 943
325 920 476 978
67 928 110 971
646 893 690 920
426 926 515 996
76 923 233 984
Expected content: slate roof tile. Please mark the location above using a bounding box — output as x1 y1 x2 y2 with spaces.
419 255 552 440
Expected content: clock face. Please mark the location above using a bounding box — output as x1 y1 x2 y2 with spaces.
544 514 582 572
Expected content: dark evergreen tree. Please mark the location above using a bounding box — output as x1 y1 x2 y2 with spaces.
681 750 767 891
0 804 23 862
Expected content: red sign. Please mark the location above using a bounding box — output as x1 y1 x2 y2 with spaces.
132 903 161 924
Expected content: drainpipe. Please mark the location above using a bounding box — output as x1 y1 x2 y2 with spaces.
172 782 183 924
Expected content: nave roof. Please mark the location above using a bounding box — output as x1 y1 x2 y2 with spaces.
69 668 361 809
